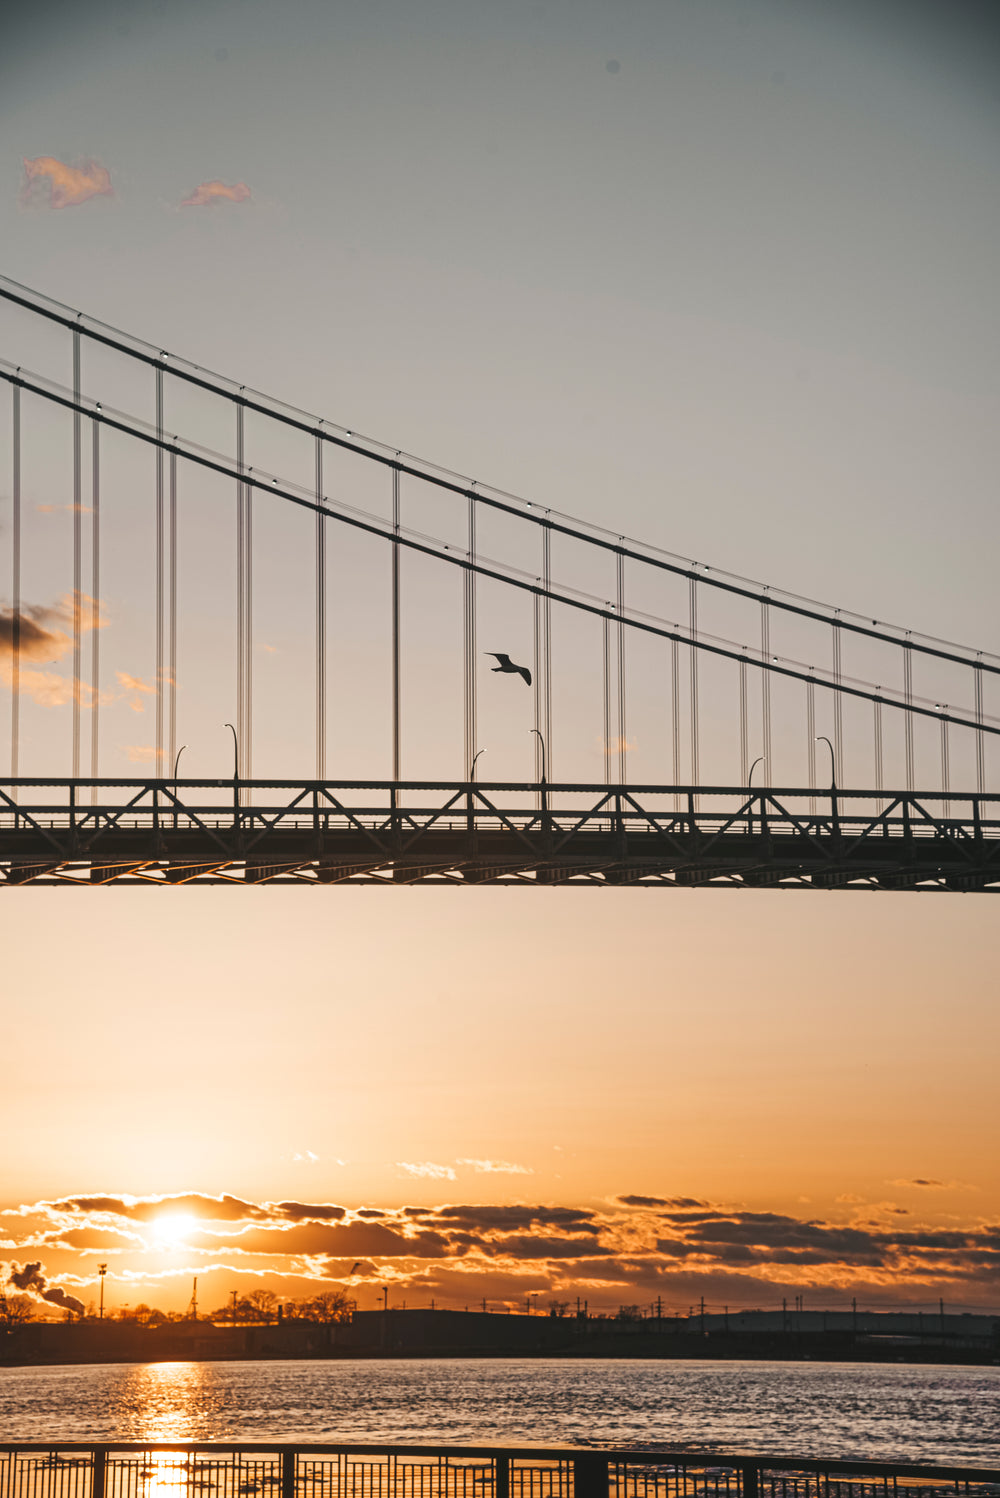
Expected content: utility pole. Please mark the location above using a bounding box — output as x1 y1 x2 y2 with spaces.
98 1264 107 1320
382 1286 389 1313
231 1289 239 1324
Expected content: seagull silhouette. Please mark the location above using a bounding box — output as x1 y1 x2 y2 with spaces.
486 652 531 686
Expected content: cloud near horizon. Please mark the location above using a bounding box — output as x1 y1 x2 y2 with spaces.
4 1188 1000 1317
21 158 113 209
180 180 251 207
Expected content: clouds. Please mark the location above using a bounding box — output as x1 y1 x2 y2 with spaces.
21 157 113 209
17 158 252 213
0 596 108 708
0 602 71 665
457 1159 533 1176
0 597 168 726
181 181 251 208
6 1188 1000 1316
115 671 158 713
398 1162 456 1181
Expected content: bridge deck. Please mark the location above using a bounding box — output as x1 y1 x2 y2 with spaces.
1 782 997 890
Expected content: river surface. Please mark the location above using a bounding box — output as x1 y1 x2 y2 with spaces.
1 1359 999 1465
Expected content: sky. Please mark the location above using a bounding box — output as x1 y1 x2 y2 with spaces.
1 0 999 1321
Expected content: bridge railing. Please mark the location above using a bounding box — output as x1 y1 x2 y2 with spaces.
1 781 997 887
1 1446 999 1498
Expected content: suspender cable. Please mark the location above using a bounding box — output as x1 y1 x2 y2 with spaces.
72 329 82 778
9 381 20 787
315 434 326 780
903 638 914 790
806 674 816 816
90 416 101 797
974 660 985 793
155 364 164 772
940 714 950 818
832 619 843 773
873 697 883 794
671 636 680 808
739 653 749 785
391 465 401 783
603 615 611 787
760 598 772 779
689 577 699 791
463 494 477 780
236 402 245 787
244 431 253 787
168 447 177 772
543 524 553 779
17 364 1000 748
616 549 626 784
533 590 542 794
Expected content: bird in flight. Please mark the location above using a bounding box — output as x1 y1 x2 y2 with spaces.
486 652 531 686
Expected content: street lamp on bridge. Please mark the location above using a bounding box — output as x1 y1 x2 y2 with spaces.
815 735 839 833
224 723 240 820
748 756 766 836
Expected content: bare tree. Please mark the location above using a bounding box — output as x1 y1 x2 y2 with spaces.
244 1288 279 1323
306 1290 355 1324
0 1292 35 1331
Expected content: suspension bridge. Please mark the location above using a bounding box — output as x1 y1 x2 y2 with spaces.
0 276 997 889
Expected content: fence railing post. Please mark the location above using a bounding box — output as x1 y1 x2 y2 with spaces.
281 1449 296 1498
742 1466 759 1498
495 1457 510 1498
93 1447 108 1498
573 1456 608 1498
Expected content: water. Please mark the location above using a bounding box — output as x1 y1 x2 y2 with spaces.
2 1359 999 1465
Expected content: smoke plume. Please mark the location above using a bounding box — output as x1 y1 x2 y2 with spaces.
180 180 251 207
8 1261 85 1315
21 157 113 209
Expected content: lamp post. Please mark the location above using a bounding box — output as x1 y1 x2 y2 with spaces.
748 755 766 837
98 1264 107 1321
467 748 486 843
815 735 839 833
172 744 187 829
224 722 239 820
529 727 549 829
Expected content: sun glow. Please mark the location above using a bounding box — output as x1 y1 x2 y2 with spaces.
151 1212 198 1248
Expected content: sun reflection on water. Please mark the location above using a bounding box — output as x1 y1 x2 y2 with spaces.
104 1365 282 1498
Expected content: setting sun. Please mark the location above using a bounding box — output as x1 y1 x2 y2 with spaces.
150 1214 198 1249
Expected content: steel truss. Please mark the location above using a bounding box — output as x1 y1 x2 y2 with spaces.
1 780 998 890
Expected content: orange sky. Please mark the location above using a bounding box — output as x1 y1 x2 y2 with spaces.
2 0 1000 1323
2 888 997 1317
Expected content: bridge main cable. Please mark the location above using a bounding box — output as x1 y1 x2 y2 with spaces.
0 277 995 681
4 363 995 749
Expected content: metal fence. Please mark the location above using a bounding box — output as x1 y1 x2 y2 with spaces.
2 1448 999 1498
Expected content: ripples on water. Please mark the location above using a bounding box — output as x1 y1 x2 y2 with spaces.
1 1359 998 1465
